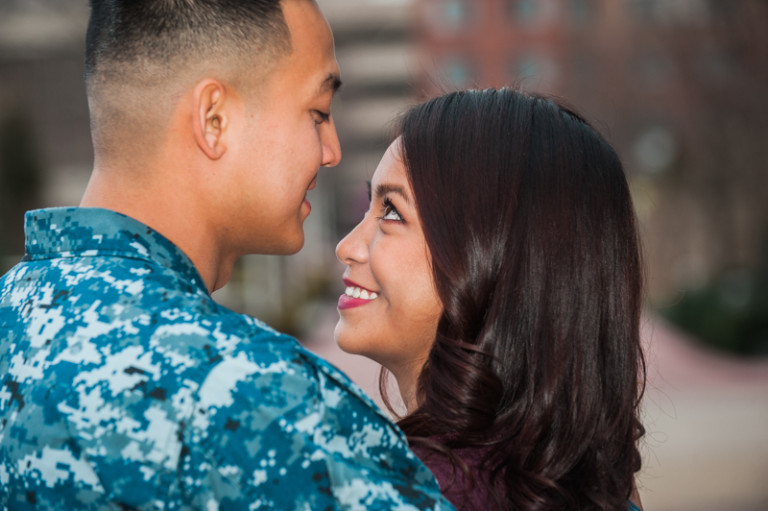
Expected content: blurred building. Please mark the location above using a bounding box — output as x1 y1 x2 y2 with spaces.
413 0 768 306
2 1 766 331
0 0 91 263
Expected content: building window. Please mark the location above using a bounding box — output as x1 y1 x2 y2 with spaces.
569 0 597 26
631 0 713 25
508 0 540 25
516 54 539 78
436 55 476 89
442 0 469 27
629 0 660 23
421 0 476 32
509 52 558 89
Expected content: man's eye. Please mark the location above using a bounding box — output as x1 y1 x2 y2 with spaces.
313 110 331 124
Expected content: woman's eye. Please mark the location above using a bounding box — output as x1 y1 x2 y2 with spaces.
378 199 404 223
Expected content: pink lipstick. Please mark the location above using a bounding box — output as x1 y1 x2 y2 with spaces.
338 278 379 310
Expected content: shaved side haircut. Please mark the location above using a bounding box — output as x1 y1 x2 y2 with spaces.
85 0 292 159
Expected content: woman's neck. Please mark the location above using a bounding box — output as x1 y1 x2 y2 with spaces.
391 360 426 415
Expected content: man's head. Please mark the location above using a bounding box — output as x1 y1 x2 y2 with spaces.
81 0 342 290
85 0 290 160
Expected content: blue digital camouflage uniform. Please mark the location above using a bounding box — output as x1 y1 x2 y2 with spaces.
0 207 454 511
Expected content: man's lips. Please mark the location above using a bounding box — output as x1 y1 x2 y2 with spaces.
338 278 379 310
303 175 318 213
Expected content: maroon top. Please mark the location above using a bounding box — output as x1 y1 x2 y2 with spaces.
413 442 642 510
411 442 497 510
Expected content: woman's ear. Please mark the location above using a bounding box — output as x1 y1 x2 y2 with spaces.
193 79 228 160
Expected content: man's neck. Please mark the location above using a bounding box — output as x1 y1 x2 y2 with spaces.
80 166 231 293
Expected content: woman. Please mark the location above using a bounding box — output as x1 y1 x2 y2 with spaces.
335 88 645 510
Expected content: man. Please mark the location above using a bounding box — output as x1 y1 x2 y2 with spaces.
0 1 453 509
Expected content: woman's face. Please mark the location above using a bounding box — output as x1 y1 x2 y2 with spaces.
334 141 442 379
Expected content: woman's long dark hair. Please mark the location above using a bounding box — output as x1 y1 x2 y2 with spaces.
390 88 646 510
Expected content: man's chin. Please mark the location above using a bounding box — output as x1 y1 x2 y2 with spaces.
244 223 305 255
268 232 305 255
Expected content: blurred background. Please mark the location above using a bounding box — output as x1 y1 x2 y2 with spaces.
1 0 767 509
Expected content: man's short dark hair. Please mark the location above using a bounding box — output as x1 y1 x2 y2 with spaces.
84 0 295 155
85 0 290 83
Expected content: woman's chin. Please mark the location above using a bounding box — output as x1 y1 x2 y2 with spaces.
333 322 357 355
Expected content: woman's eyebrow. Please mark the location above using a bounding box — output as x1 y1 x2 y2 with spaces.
373 183 412 205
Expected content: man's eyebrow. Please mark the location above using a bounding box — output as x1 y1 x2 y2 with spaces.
320 72 342 95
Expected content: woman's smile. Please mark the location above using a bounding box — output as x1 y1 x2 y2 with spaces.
338 278 379 310
334 140 442 378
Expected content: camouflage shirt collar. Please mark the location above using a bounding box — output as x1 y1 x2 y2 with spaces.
23 207 207 294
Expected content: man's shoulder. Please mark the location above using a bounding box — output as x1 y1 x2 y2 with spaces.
0 247 313 402
181 340 453 510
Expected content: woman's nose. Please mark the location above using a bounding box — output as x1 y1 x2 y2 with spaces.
336 218 369 266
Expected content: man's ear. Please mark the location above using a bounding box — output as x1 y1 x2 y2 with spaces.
193 79 228 160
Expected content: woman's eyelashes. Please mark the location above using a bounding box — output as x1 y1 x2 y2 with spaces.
376 197 405 223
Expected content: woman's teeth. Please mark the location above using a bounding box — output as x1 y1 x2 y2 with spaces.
345 286 378 300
